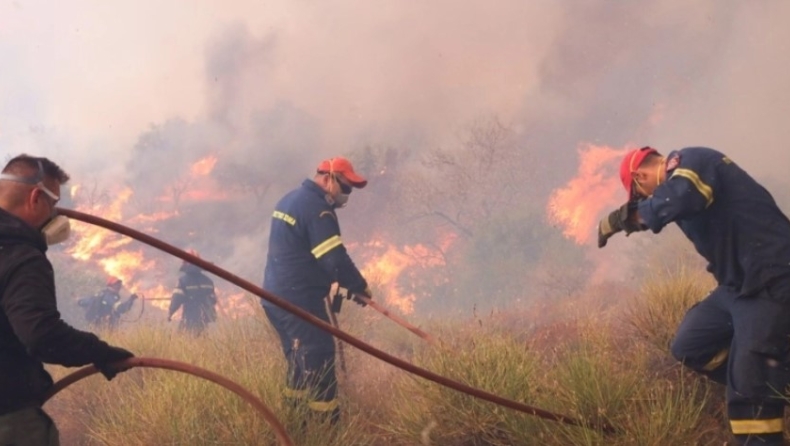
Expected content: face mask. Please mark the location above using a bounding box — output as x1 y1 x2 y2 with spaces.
40 215 71 245
333 193 350 208
325 192 350 209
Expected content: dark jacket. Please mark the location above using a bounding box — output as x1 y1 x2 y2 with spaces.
0 208 120 414
263 180 367 305
80 288 136 327
638 147 790 296
168 263 217 330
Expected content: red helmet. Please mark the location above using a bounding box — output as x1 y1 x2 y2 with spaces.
106 276 122 287
619 146 658 199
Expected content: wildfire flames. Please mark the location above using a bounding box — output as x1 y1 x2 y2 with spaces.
63 153 450 322
546 144 627 245
356 232 456 314
64 155 252 317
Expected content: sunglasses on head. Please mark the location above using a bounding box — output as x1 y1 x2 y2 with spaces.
0 159 60 204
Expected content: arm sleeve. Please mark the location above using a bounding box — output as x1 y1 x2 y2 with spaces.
168 281 185 317
307 210 368 293
638 155 718 233
115 297 136 315
1 254 120 367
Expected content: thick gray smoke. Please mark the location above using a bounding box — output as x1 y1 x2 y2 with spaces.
2 1 790 310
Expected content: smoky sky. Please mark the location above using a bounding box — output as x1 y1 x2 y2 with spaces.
2 1 789 178
2 0 790 286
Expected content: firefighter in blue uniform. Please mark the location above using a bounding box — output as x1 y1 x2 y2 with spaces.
599 146 790 445
78 277 138 329
262 156 371 425
168 252 218 336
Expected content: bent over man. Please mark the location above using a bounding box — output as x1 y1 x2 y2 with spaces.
599 146 790 446
0 155 134 445
79 276 138 329
262 156 372 425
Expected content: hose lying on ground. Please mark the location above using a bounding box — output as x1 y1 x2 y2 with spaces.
57 207 616 434
44 357 294 446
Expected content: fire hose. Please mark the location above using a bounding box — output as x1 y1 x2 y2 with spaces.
44 357 294 446
56 207 616 434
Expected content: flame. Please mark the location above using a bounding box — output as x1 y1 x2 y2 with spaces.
62 154 264 320
68 187 133 261
66 186 175 310
358 232 456 314
157 153 229 204
546 144 626 245
216 290 257 319
190 155 218 176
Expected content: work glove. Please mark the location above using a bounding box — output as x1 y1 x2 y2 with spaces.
349 287 372 307
597 201 646 248
94 346 134 381
130 294 139 301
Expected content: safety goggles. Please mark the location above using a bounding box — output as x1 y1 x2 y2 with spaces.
337 180 353 195
0 159 60 204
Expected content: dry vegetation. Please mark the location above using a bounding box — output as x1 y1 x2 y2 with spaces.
43 264 741 446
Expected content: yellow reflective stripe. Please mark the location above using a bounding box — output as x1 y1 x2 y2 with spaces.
308 399 339 412
600 217 613 235
200 285 213 289
730 418 784 435
283 387 308 399
311 235 343 259
172 289 184 295
671 168 714 207
272 210 296 226
702 348 728 371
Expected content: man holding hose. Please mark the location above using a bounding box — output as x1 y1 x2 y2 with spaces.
0 154 134 445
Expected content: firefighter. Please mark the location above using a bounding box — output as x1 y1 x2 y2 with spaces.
262 156 372 425
167 252 218 336
79 277 138 329
598 146 790 445
0 155 133 445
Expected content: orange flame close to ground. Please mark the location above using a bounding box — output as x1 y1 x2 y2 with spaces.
65 153 457 320
358 232 456 314
546 144 627 245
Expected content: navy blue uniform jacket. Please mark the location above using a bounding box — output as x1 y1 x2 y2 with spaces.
263 180 367 305
638 147 790 296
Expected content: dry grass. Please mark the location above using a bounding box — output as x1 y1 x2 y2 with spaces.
43 266 732 445
626 263 715 354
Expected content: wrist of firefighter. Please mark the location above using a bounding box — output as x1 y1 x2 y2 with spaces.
600 211 624 238
348 287 371 306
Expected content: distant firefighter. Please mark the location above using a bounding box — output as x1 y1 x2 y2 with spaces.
167 253 217 335
78 276 138 329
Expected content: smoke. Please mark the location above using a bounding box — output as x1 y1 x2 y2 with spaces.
3 1 790 307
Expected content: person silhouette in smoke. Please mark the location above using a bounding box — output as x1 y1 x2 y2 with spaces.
598 146 790 446
79 276 138 329
167 251 217 336
262 156 372 426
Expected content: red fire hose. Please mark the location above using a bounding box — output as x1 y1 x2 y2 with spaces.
44 357 294 446
56 207 615 434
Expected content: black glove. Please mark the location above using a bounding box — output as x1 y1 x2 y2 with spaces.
598 202 645 248
349 287 372 307
130 294 139 301
94 346 134 381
